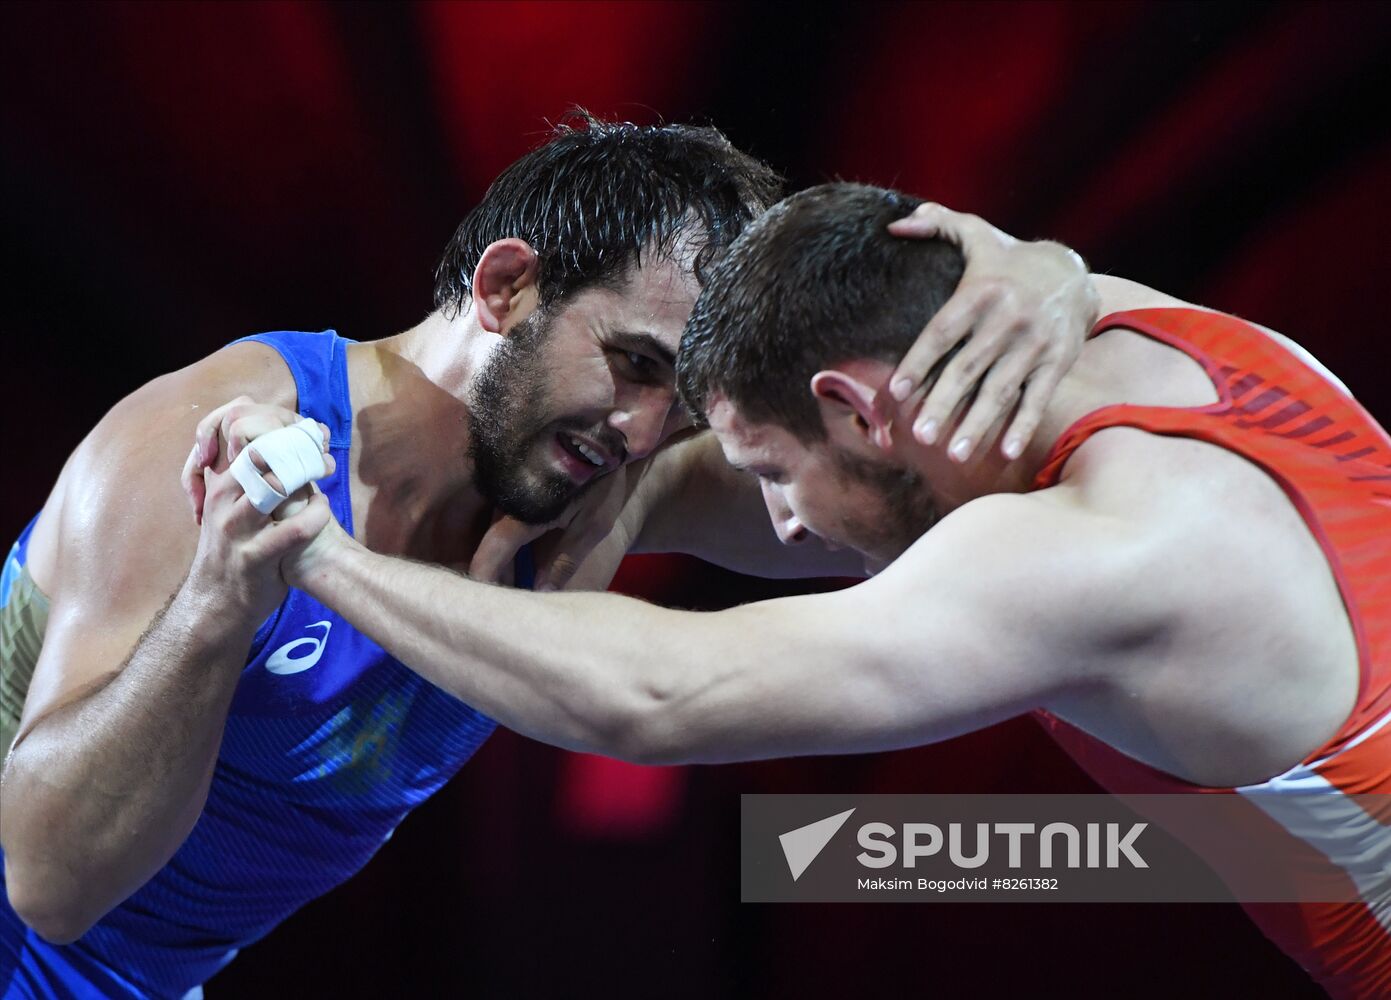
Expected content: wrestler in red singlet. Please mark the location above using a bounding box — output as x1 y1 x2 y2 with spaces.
1035 308 1391 997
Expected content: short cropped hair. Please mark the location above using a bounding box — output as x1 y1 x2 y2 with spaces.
678 183 965 441
433 111 784 316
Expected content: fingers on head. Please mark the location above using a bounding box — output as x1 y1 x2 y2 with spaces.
915 336 993 438
894 326 954 395
1004 366 1064 457
888 201 945 237
952 355 1033 455
891 290 985 401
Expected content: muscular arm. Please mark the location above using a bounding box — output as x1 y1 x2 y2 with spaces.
0 345 297 943
292 492 1144 765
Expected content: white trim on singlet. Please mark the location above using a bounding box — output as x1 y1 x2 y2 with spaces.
1237 704 1391 794
1234 704 1391 938
1237 768 1391 937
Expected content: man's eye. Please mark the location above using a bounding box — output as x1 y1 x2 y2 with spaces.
616 349 659 381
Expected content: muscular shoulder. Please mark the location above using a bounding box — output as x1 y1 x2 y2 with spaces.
868 417 1310 693
867 487 1165 690
92 340 295 456
1032 426 1344 678
1060 425 1306 554
28 340 297 600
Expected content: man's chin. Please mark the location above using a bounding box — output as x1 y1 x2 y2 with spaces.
494 489 574 526
482 467 578 525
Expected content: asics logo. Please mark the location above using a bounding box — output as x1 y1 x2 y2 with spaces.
265 621 332 675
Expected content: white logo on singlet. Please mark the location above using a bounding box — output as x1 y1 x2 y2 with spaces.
265 620 332 675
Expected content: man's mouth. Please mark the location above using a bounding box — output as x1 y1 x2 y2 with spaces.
553 431 618 483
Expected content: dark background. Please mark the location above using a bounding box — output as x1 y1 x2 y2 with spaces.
3 1 1389 996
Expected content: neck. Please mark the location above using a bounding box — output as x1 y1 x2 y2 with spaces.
890 333 1152 513
343 306 496 561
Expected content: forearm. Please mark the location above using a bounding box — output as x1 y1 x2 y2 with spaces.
298 537 899 766
299 539 752 760
0 582 256 942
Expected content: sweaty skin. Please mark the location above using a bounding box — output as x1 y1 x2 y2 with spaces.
1 217 1095 943
210 275 1359 792
0 246 701 942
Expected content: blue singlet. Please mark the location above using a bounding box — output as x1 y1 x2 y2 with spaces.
0 331 528 998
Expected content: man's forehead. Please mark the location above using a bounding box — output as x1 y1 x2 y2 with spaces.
623 254 700 314
578 253 699 351
706 393 747 438
708 394 781 464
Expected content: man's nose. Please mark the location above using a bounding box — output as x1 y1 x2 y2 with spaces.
774 515 809 546
608 389 674 461
762 484 808 545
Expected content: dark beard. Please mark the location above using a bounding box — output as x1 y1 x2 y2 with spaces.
468 312 576 524
833 448 940 562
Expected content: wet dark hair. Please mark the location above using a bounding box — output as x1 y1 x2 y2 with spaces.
433 110 784 316
678 182 965 442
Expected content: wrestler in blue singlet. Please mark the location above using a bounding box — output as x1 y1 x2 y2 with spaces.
0 331 529 999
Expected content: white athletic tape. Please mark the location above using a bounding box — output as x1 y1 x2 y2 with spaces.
229 418 328 515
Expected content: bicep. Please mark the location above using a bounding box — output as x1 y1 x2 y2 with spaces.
655 495 1144 762
665 581 1047 763
17 499 193 750
13 348 290 744
16 454 196 745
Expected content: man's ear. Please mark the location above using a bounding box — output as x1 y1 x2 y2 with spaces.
472 239 540 334
810 369 893 450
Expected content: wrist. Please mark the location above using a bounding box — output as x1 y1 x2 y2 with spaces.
175 566 267 643
285 520 355 596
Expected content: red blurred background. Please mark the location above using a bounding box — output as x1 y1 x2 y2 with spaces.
3 1 1388 996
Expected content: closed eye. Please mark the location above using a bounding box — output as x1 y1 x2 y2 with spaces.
733 463 786 485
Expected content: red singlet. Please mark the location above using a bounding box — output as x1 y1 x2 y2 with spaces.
1032 308 1391 996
